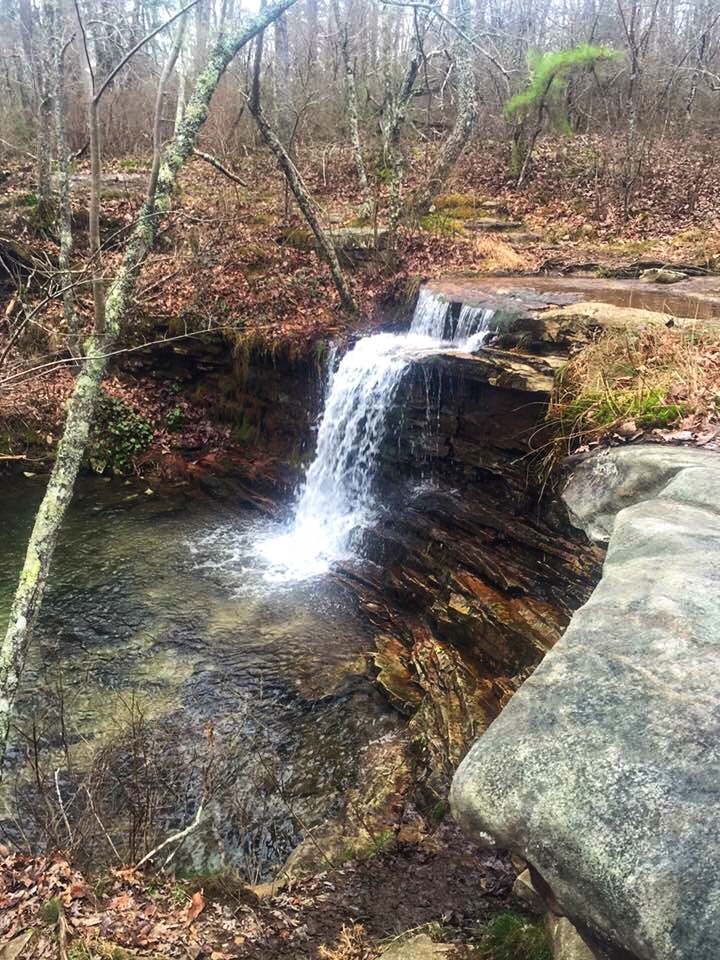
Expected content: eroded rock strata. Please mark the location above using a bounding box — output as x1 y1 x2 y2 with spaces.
338 337 600 788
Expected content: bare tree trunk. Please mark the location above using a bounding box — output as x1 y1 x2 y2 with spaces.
74 3 107 336
19 0 53 225
148 14 188 200
408 0 478 214
274 12 293 145
516 74 553 187
384 46 421 243
306 0 318 68
685 32 706 120
332 0 371 214
193 0 209 78
174 61 187 133
52 7 77 349
0 0 299 771
248 28 357 314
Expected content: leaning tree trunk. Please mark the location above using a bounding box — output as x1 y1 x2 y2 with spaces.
248 29 357 315
0 0 298 769
408 0 477 216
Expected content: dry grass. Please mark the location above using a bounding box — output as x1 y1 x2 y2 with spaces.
318 924 375 960
471 235 528 273
543 323 720 465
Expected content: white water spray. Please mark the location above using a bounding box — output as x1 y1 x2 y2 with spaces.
257 289 494 580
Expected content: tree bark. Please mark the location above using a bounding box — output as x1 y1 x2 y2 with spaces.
52 14 77 350
0 0 299 771
148 14 188 200
273 12 293 146
249 26 357 315
332 0 372 214
408 0 478 214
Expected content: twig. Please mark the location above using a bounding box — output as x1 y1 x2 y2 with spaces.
58 903 69 960
135 802 204 870
0 137 36 159
93 0 206 106
192 149 248 186
54 768 73 849
84 785 122 862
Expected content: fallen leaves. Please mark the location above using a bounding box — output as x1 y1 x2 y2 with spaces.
186 890 205 925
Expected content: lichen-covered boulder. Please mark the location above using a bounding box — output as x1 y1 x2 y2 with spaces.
451 445 720 960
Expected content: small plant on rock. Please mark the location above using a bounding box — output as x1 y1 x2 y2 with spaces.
474 911 551 960
89 394 153 474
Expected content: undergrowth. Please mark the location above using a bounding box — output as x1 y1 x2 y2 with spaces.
546 323 720 462
473 911 551 960
89 394 154 474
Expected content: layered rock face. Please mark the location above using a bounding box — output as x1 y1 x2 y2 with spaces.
339 341 600 786
451 445 720 960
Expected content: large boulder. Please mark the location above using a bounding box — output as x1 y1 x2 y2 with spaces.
451 444 720 960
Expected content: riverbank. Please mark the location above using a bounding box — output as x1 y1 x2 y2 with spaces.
1 820 521 960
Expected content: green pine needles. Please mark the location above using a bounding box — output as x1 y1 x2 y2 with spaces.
506 44 619 124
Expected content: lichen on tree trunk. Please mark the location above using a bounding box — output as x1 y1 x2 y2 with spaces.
0 0 299 768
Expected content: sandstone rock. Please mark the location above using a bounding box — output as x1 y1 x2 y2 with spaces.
380 933 458 960
639 268 687 284
451 445 720 960
464 218 524 233
562 444 720 543
547 917 598 960
512 869 546 915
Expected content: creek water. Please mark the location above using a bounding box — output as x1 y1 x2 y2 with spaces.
260 288 493 580
0 287 486 876
0 475 399 877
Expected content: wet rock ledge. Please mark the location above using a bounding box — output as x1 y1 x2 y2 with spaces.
451 444 720 960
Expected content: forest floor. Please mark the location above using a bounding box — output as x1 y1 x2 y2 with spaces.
0 821 521 960
2 132 720 475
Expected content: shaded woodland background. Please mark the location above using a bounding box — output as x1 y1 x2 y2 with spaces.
2 0 720 225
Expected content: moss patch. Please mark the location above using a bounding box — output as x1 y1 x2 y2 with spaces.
548 323 720 449
419 212 465 236
472 911 551 960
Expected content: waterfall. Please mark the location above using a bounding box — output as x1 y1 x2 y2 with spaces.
410 286 451 338
455 304 495 349
258 289 494 580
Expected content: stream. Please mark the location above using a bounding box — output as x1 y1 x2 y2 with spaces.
0 477 399 877
0 288 492 877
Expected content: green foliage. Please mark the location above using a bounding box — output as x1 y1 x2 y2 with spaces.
166 405 185 431
563 387 686 429
475 912 551 960
169 885 190 906
16 191 39 208
67 944 93 960
117 156 143 172
506 44 619 123
89 395 153 474
40 897 61 924
419 212 462 235
430 799 450 824
376 162 394 183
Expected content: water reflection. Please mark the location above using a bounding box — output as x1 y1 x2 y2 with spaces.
0 475 398 876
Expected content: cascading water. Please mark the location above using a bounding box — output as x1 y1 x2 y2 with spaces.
258 288 494 580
